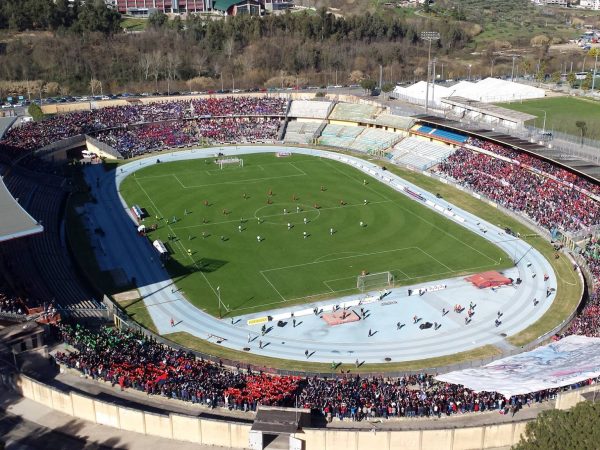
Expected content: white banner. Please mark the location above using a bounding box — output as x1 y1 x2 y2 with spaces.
436 335 600 397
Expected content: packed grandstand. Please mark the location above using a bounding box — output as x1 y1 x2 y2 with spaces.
0 95 599 424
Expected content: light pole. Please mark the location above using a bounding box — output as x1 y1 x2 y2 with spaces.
217 285 222 318
511 55 517 82
420 31 440 113
432 58 437 106
530 107 547 134
468 64 472 82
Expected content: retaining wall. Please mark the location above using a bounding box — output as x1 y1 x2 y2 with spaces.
15 373 598 450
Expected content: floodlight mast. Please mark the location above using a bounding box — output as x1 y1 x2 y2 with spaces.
420 31 440 114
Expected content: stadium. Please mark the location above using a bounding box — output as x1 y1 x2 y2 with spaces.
0 92 599 450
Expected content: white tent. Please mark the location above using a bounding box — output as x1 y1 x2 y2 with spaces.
393 78 545 106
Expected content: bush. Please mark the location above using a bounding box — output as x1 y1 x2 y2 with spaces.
28 103 44 122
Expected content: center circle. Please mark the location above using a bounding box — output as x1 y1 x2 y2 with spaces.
254 202 321 225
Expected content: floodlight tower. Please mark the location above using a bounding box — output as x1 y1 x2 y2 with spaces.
420 31 440 114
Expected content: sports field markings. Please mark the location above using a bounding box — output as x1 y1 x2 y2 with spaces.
394 200 500 266
233 260 505 314
261 246 419 273
313 251 362 263
135 163 307 189
260 271 287 301
416 247 453 271
323 160 393 202
170 199 393 230
288 161 308 176
133 177 222 303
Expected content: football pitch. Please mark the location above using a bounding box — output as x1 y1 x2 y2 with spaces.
119 153 510 316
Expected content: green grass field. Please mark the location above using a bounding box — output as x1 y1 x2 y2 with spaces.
497 97 600 140
119 153 509 317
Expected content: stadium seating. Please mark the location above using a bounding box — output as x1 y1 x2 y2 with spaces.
2 97 600 426
415 125 468 144
287 100 332 119
318 124 364 149
328 103 382 122
391 137 456 169
348 128 402 154
283 120 324 144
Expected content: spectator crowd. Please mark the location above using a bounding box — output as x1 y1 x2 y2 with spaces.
437 147 600 233
94 117 281 158
1 114 598 421
0 97 287 155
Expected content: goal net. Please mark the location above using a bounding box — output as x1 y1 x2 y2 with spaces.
356 271 394 292
216 157 243 169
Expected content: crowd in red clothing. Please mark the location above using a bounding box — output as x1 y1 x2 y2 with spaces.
19 129 599 420
468 138 600 197
55 324 300 411
437 147 600 233
0 97 287 154
55 322 600 420
439 139 600 341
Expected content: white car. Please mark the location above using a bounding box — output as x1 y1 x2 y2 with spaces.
1 103 13 109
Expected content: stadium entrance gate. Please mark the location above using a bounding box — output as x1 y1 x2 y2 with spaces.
248 406 310 450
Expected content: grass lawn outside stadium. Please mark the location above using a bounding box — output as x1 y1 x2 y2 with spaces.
496 96 600 140
119 152 510 317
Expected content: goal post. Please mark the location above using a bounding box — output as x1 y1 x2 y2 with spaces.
216 157 243 169
356 271 394 292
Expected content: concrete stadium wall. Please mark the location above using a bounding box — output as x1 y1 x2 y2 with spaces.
302 423 528 450
13 374 252 447
16 373 587 450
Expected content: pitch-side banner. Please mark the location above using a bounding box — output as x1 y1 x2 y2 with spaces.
436 335 600 397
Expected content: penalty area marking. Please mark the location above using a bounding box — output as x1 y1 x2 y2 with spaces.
243 260 505 315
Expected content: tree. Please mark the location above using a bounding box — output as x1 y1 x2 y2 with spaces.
566 72 576 88
550 71 561 84
513 401 600 450
74 0 120 34
581 72 592 91
89 78 102 96
359 78 377 93
381 82 395 98
27 103 44 122
535 63 546 84
575 120 587 145
148 11 168 29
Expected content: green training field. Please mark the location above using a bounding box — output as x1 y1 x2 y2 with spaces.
119 153 510 316
496 96 600 140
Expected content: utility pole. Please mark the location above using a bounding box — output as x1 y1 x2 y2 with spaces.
592 51 598 93
379 64 383 89
511 56 517 82
420 31 440 114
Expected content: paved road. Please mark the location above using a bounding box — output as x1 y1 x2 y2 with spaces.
83 146 558 365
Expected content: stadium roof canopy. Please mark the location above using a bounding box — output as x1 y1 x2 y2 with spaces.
442 97 537 125
418 116 600 184
0 175 43 242
0 117 16 139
